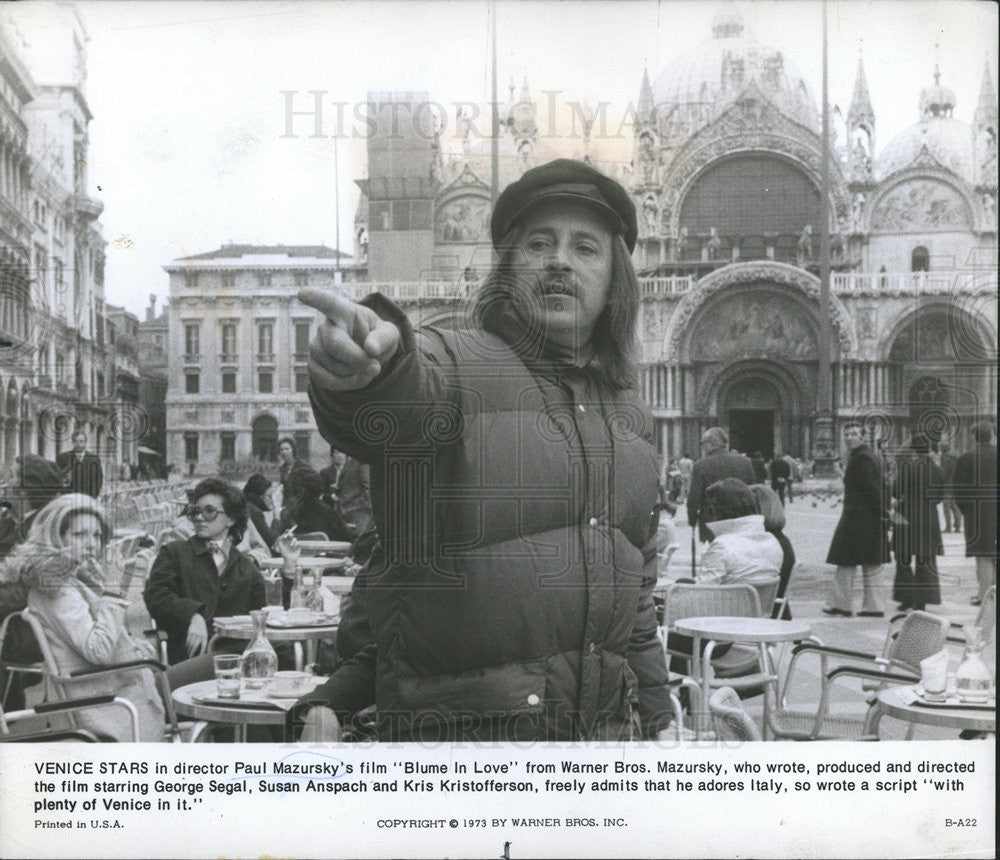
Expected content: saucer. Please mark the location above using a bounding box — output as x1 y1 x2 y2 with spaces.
915 685 947 703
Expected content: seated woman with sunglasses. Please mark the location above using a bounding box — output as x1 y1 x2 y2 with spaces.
144 479 266 665
5 493 166 740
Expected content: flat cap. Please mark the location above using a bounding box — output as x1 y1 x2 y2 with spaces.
491 159 638 253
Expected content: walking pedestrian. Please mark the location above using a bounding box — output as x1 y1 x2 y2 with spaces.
823 423 890 617
952 422 997 606
891 434 944 611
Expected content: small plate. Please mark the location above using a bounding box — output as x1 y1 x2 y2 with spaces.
915 685 947 703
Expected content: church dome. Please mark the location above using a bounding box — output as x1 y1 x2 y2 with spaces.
651 8 819 132
875 85 974 182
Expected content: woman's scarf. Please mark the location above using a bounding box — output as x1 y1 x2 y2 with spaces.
3 494 110 593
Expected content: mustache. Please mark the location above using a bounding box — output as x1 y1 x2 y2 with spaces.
537 272 578 296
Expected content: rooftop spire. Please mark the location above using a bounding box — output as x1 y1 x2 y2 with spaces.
638 66 654 123
974 61 998 127
847 57 874 128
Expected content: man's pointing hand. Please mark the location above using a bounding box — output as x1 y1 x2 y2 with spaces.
297 288 401 390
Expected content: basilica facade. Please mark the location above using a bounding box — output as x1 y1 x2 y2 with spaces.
347 10 997 464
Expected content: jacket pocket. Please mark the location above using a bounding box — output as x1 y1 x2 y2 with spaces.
393 658 547 721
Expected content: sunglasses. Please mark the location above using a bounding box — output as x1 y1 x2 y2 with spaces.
183 504 223 521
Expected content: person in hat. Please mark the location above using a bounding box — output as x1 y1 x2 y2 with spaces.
295 158 672 742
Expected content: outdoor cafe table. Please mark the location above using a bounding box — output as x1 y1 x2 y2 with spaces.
172 677 325 742
864 684 996 737
673 616 813 739
210 615 339 671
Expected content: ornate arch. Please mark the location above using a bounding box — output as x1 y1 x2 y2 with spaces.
661 261 856 361
868 167 978 233
880 299 997 363
656 87 851 238
702 358 807 417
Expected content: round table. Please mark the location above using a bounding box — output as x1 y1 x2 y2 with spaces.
172 680 290 742
210 618 338 671
673 616 814 739
867 685 996 735
296 540 351 555
259 556 349 572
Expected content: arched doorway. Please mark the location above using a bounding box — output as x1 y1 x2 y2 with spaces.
713 361 806 458
722 377 780 457
251 414 278 461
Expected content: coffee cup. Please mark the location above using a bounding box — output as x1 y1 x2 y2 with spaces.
213 654 242 699
271 670 311 696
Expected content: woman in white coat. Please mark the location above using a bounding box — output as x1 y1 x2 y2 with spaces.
4 494 165 741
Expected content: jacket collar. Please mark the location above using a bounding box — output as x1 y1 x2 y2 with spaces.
706 514 766 536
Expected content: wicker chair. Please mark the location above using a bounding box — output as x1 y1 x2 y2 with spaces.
765 609 951 740
708 686 762 742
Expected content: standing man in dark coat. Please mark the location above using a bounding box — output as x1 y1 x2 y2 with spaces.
56 429 103 498
294 159 673 742
770 453 792 505
891 434 944 611
824 423 890 617
952 422 997 606
687 427 756 543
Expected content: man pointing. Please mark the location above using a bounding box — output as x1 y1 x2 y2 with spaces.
296 159 673 742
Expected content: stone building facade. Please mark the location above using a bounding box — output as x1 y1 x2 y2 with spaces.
1 5 119 478
346 12 997 464
163 245 354 474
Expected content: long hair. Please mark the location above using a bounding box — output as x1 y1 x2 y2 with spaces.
473 227 640 390
749 483 786 532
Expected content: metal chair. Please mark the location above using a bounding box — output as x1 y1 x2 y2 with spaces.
660 581 781 738
1 694 140 742
945 585 996 649
20 607 189 742
708 686 762 742
765 609 951 740
0 611 46 709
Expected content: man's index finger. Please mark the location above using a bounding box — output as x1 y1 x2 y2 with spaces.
297 287 356 324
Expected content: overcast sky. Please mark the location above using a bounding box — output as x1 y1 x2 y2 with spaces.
26 0 998 316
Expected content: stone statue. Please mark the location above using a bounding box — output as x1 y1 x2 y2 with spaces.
643 195 659 237
796 224 813 264
706 226 721 260
851 191 866 231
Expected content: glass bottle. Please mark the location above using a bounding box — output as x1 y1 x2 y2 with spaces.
306 571 330 614
954 626 994 704
240 609 278 690
289 566 306 609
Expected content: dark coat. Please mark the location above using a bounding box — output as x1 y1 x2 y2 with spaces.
246 498 277 548
279 458 311 503
952 443 998 558
687 451 756 542
277 498 351 542
306 295 672 741
892 453 944 560
337 458 373 536
143 537 265 664
56 451 103 498
770 457 791 487
826 444 890 565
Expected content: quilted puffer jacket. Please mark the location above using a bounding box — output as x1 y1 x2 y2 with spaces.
308 296 672 741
